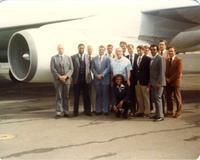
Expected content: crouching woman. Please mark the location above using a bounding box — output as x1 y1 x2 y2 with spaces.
112 74 130 119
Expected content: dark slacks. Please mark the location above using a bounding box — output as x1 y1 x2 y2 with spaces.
73 79 91 114
166 85 183 113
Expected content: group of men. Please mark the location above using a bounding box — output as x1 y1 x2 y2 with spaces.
50 40 183 122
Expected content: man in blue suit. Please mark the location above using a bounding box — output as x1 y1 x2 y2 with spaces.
91 45 111 115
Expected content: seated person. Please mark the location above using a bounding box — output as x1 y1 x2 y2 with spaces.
112 74 130 119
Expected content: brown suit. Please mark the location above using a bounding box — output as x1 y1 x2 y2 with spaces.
165 56 183 115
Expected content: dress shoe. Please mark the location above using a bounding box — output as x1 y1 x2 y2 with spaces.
135 112 144 117
73 113 79 117
173 112 181 118
85 112 92 116
143 114 150 118
154 117 164 122
54 115 62 119
149 115 158 119
165 111 173 117
64 113 70 118
103 112 109 116
96 112 102 116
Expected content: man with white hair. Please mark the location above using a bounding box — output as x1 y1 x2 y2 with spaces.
111 48 132 85
50 44 74 118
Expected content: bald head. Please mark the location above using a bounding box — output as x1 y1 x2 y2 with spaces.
115 48 123 59
57 44 64 55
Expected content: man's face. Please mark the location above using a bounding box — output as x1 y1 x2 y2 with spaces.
168 48 175 58
57 46 64 55
127 45 134 54
99 47 105 56
159 42 166 51
87 47 93 56
144 47 150 55
107 46 113 54
137 48 144 56
116 48 123 59
150 47 158 56
78 45 85 54
120 43 127 53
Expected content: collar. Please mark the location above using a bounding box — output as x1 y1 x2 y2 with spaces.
79 53 85 57
152 53 159 59
138 54 144 59
170 55 176 61
58 53 64 57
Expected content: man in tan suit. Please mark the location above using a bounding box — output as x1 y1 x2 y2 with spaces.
166 47 183 118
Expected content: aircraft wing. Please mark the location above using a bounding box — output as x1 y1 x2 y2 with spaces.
139 5 200 47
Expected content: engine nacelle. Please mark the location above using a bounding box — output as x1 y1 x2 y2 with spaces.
8 27 90 82
170 26 200 52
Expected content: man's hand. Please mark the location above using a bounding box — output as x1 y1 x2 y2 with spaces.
156 83 161 90
166 78 170 83
127 80 131 86
117 100 124 108
59 75 68 83
97 74 104 80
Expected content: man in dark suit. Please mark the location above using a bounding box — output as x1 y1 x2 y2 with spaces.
166 47 183 118
149 44 166 122
71 44 92 117
50 44 74 118
126 44 138 116
133 45 151 117
91 45 111 115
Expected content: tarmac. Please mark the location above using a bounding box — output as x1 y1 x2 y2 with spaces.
0 67 200 160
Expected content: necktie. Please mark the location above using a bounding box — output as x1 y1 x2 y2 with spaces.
89 56 92 69
99 56 102 68
60 56 65 74
130 55 133 65
137 56 141 67
169 58 172 66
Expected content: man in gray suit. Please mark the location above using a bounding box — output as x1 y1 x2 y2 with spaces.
91 45 111 115
149 44 166 122
50 44 74 118
71 43 92 117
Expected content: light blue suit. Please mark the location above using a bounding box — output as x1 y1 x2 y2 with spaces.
91 55 111 113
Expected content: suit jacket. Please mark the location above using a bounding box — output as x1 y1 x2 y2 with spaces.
91 55 111 85
50 54 74 84
132 55 151 86
71 53 92 84
113 84 130 105
166 56 182 87
126 54 138 83
150 54 166 86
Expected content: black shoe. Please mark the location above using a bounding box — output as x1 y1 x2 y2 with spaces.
85 112 92 116
154 117 164 122
149 115 158 119
64 113 70 118
115 111 121 118
103 112 109 116
54 115 62 119
135 112 144 117
96 112 102 116
73 113 79 117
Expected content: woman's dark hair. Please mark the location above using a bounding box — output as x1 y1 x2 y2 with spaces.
112 74 126 86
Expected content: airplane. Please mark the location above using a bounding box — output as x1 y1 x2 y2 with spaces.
0 0 199 83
